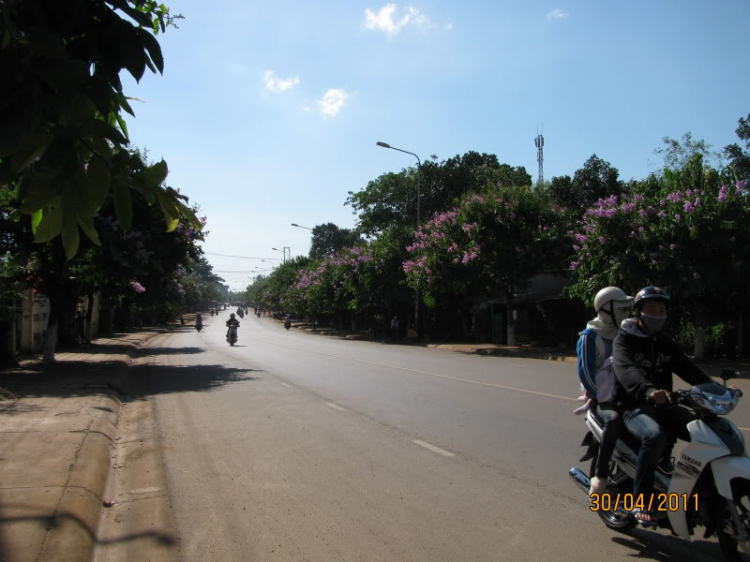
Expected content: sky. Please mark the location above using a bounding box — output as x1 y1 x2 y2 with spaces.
120 0 750 290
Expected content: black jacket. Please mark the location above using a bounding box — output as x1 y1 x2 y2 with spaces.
612 318 712 409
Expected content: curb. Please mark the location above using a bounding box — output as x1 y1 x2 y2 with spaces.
37 392 122 562
36 329 165 562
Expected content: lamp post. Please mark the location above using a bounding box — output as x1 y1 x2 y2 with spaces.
291 223 313 231
376 141 422 337
271 247 290 263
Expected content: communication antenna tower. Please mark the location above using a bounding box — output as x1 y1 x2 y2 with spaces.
534 126 545 186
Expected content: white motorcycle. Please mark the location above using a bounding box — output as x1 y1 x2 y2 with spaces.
226 325 238 346
570 370 750 561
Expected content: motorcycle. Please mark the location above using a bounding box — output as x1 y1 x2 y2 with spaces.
284 319 291 330
226 325 238 346
195 320 203 332
569 370 749 561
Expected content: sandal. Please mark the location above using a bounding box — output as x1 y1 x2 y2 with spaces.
633 508 666 526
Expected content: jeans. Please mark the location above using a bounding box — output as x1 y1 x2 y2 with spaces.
622 405 696 503
595 404 623 478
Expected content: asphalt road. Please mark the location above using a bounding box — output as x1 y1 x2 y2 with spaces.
140 310 750 562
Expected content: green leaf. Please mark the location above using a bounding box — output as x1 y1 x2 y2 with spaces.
62 214 80 260
115 112 130 141
78 157 111 216
10 135 50 173
31 209 44 233
112 180 133 231
34 206 63 243
138 27 164 74
120 24 146 82
76 213 101 246
87 119 128 146
146 159 168 186
20 169 58 213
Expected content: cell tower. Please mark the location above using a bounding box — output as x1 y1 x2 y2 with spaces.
534 127 544 186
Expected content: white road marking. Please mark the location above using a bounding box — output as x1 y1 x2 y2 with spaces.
510 364 526 367
413 440 455 457
280 383 291 388
326 402 347 411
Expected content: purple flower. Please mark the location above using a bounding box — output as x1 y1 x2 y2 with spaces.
718 185 729 202
737 180 747 191
638 210 647 219
683 201 695 214
575 234 587 243
674 214 681 220
569 262 580 270
670 243 677 250
629 231 636 238
130 280 146 293
658 210 667 218
572 245 580 251
694 198 701 207
638 227 645 232
598 236 606 245
659 200 665 206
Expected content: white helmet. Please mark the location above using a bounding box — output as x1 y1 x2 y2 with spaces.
594 286 634 327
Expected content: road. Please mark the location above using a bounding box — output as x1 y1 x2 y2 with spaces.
136 310 749 561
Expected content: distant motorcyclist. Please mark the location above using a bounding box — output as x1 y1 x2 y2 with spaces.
226 313 240 343
284 313 291 330
195 312 203 332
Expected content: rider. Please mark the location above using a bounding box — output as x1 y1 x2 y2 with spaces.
612 286 713 525
226 313 240 340
576 286 633 495
195 312 203 326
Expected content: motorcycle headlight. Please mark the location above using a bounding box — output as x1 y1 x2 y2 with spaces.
690 386 738 415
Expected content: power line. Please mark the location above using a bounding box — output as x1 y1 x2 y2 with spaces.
205 252 281 261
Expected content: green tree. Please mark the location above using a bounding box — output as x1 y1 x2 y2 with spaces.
308 223 360 260
0 0 197 260
346 151 531 236
568 155 750 358
546 154 624 215
656 132 719 171
403 186 568 344
724 113 750 181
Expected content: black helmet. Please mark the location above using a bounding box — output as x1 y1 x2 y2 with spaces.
633 286 670 311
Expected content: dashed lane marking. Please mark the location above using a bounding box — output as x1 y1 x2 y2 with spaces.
413 440 455 457
326 402 347 411
280 383 291 388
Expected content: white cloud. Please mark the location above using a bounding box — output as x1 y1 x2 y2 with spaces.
263 70 300 94
317 89 348 117
444 22 454 31
364 4 431 35
547 8 570 20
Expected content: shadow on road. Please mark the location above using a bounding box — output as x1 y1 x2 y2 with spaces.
0 505 177 561
126 363 261 399
612 528 735 562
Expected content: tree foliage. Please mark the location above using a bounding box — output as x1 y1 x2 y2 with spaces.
308 223 360 260
0 0 197 260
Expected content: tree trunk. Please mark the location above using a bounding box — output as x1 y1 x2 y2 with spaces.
693 307 707 361
85 293 95 344
506 287 516 346
0 320 18 368
43 319 58 363
738 310 745 359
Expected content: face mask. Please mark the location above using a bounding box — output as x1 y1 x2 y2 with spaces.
641 313 667 334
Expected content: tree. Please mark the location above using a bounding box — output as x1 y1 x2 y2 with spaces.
403 186 568 344
309 223 360 260
568 155 750 358
546 154 625 215
656 132 719 171
346 151 531 236
0 0 197 260
724 113 750 181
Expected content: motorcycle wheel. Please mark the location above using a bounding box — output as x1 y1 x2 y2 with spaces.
718 479 750 562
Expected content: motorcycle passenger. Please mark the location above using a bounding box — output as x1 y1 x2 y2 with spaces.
612 286 713 525
195 312 203 329
576 287 633 495
226 313 240 340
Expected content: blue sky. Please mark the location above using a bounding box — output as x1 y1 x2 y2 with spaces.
120 1 750 290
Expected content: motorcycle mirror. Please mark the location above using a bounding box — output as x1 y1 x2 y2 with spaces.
720 369 738 385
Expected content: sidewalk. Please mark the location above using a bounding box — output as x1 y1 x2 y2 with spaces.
0 329 165 562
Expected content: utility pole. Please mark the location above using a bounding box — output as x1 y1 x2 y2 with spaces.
535 127 544 187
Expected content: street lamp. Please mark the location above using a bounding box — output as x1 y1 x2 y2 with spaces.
272 247 291 263
291 223 313 231
376 140 422 336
